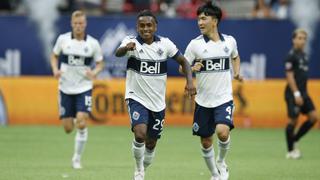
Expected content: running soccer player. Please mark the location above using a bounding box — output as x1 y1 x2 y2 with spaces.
50 10 104 169
284 28 318 159
180 3 242 180
115 10 196 180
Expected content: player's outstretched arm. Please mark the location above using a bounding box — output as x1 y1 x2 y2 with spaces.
50 53 62 79
115 42 136 57
232 56 243 82
174 55 196 98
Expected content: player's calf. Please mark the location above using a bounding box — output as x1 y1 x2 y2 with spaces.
62 118 74 134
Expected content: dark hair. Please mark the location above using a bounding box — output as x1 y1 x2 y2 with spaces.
197 2 222 24
137 10 158 24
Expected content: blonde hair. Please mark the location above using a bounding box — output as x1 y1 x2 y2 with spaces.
292 28 307 39
71 10 86 19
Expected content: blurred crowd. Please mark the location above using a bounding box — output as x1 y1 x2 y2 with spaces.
0 0 293 19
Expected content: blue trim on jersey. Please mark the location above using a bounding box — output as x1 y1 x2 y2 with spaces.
59 54 93 66
136 35 161 44
203 33 225 43
171 51 181 59
71 32 87 41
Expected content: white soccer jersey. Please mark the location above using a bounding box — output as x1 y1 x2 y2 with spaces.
119 35 180 112
53 32 103 94
184 33 239 108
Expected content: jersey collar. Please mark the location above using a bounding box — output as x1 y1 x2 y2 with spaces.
71 32 87 41
203 33 225 43
136 35 161 44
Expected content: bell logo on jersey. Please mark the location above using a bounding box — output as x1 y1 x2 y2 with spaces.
68 55 85 66
202 58 230 72
127 57 167 75
140 62 161 74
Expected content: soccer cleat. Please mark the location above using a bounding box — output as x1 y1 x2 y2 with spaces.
210 175 220 180
72 156 82 169
286 150 301 159
293 143 302 158
133 169 145 180
216 161 229 180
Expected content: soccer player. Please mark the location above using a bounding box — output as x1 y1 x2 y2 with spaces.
284 28 318 159
180 3 242 180
50 10 104 169
115 10 196 180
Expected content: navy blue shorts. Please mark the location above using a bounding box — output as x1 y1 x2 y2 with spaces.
59 89 92 119
126 99 165 139
192 101 235 138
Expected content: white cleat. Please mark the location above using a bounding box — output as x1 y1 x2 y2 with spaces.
210 175 220 180
286 150 301 159
216 161 229 180
133 169 144 180
72 156 82 169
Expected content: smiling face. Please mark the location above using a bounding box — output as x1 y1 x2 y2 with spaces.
197 12 217 36
136 16 157 43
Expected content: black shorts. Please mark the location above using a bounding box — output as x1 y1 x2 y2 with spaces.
285 92 315 119
192 101 235 138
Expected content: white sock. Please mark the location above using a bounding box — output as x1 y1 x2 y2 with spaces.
144 148 155 169
217 136 230 163
74 128 88 160
201 145 219 176
132 139 145 171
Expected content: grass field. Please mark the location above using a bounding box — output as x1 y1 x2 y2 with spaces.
0 126 319 180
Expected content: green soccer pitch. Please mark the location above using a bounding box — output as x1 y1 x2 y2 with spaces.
0 126 319 180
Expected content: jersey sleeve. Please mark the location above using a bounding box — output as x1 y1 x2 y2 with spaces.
184 41 196 65
53 35 63 55
230 36 239 59
93 40 103 62
118 36 134 57
284 54 296 71
164 38 180 59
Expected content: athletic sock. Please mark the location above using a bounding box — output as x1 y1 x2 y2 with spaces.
143 148 155 169
294 120 315 142
285 124 295 151
132 139 145 172
217 136 230 163
74 128 88 159
201 145 219 176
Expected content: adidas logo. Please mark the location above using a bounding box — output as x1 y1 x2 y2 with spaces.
139 49 144 53
203 49 208 53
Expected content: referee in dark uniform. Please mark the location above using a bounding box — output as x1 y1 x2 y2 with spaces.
284 28 318 159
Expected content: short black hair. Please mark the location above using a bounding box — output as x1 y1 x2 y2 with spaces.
197 2 222 24
137 10 158 24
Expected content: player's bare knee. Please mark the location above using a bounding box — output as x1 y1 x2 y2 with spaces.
288 119 297 126
134 131 146 143
201 137 212 149
146 139 157 150
77 120 87 129
217 131 229 142
64 126 73 134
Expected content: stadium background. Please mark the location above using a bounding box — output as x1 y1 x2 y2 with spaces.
0 1 320 179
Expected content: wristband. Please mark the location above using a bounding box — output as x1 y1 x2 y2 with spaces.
293 91 301 97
